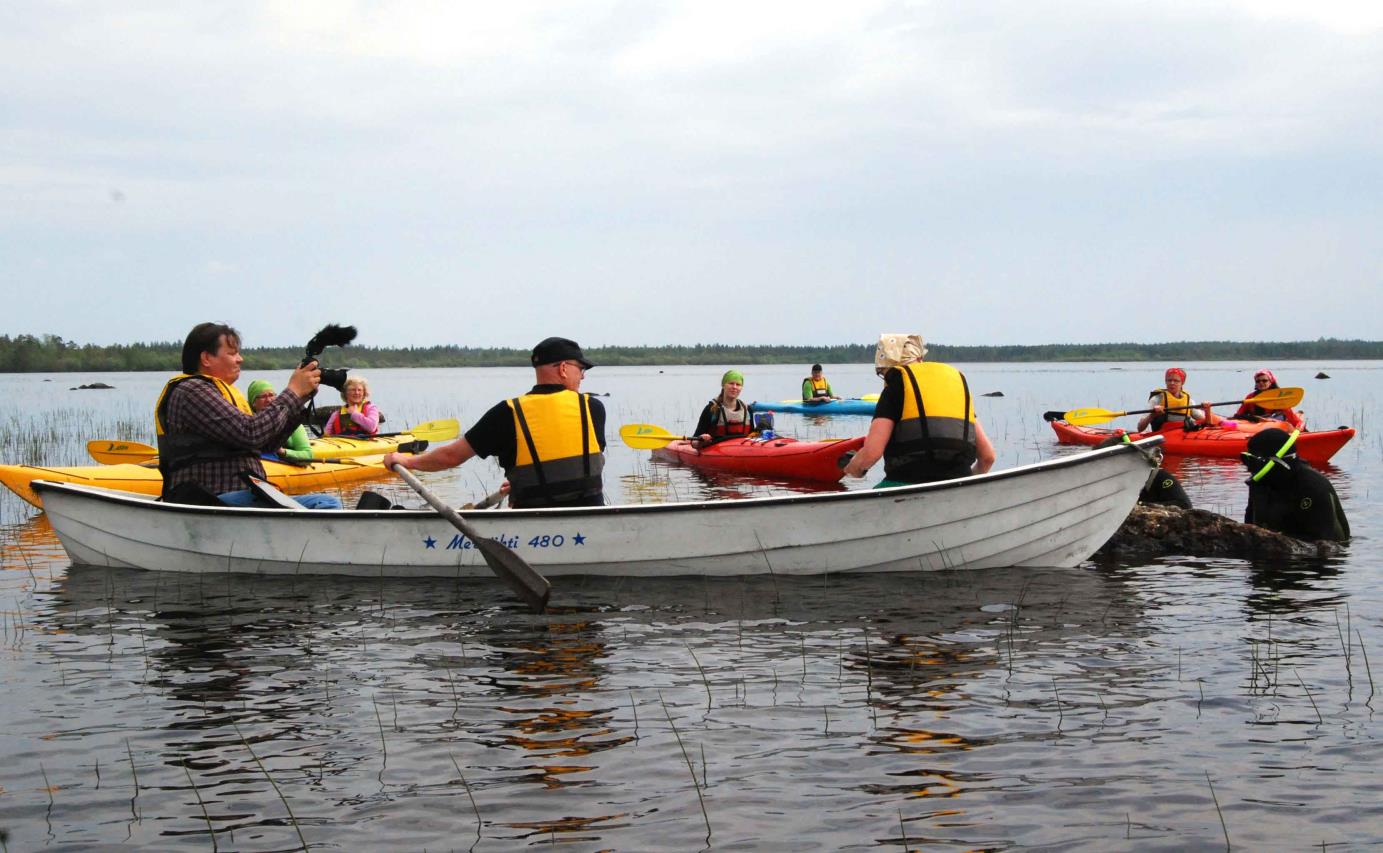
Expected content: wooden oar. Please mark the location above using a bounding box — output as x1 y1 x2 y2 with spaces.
1045 387 1304 426
390 464 550 613
86 418 457 464
619 423 696 449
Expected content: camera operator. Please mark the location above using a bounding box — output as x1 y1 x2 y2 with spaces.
154 322 341 508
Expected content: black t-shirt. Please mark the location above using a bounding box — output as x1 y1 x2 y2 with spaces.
464 384 607 471
872 370 904 421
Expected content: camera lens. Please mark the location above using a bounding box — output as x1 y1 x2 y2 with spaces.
320 367 349 391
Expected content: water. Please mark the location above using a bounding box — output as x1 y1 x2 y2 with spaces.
1 361 1380 850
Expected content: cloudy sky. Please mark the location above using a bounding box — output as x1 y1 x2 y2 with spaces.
3 1 1380 349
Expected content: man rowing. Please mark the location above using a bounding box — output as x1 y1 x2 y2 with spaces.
383 337 607 508
155 322 341 508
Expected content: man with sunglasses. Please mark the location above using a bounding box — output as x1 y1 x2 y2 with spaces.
1241 428 1349 542
385 337 606 508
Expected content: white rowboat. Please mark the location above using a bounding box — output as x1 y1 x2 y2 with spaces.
34 439 1160 579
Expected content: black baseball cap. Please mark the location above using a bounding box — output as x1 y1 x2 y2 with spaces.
531 336 595 369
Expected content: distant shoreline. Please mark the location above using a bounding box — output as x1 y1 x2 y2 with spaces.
2 334 1381 373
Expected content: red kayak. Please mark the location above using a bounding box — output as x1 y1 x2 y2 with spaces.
1049 419 1354 465
652 435 865 482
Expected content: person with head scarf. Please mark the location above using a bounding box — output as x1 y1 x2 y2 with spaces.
692 369 756 446
1136 367 1212 432
841 333 996 485
248 379 314 463
1231 368 1304 428
1241 428 1348 541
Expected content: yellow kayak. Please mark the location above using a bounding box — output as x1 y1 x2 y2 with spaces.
0 454 399 509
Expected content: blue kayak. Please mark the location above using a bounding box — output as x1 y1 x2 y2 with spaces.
752 398 878 416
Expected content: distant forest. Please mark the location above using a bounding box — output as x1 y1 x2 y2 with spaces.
2 333 1381 373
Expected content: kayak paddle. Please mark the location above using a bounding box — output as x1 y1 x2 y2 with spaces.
86 418 458 464
390 464 550 613
619 423 695 449
1045 386 1304 426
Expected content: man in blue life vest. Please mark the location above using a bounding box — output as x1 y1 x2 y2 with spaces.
842 333 996 485
156 321 341 508
384 337 607 509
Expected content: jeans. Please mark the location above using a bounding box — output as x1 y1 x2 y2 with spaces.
218 489 343 509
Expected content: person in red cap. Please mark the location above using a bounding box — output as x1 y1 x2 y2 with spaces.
1231 368 1304 428
384 337 607 508
1136 367 1212 432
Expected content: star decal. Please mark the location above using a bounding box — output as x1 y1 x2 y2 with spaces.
572 533 586 545
423 535 437 549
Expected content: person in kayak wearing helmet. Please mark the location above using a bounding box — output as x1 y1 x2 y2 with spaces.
801 364 840 403
384 336 607 509
1231 368 1305 428
842 333 996 485
691 370 755 448
1240 427 1349 541
248 379 315 463
1136 367 1214 432
155 322 341 508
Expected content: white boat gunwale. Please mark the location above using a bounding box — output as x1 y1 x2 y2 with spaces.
31 437 1163 519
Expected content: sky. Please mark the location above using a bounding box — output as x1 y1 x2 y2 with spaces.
3 1 1381 349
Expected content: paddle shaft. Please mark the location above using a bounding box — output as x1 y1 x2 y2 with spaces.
390 464 549 613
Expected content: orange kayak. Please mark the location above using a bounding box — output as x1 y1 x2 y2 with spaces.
1049 419 1353 465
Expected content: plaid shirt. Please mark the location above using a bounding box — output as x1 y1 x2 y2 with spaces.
162 378 306 495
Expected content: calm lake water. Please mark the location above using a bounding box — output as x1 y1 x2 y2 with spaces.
2 361 1380 850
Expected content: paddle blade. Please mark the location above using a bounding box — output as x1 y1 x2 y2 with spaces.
1246 386 1303 410
1063 407 1123 426
408 418 460 442
859 393 880 402
474 537 551 612
619 423 686 449
88 440 158 465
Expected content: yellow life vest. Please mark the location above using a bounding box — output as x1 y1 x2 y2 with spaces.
153 374 257 491
805 376 831 398
1149 388 1194 426
506 390 605 508
155 373 253 434
884 363 977 476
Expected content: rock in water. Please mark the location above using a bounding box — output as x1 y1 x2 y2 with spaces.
1097 504 1345 560
71 382 115 390
1315 372 1330 379
982 391 1004 397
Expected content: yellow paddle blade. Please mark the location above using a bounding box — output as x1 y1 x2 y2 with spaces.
619 423 689 449
1245 386 1304 410
860 392 880 402
87 440 158 465
407 418 460 442
1063 408 1125 426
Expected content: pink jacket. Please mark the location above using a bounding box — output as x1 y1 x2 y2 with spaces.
324 401 381 436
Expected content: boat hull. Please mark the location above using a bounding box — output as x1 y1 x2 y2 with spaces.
1049 419 1353 465
652 435 865 482
34 439 1160 578
752 399 877 416
0 455 396 509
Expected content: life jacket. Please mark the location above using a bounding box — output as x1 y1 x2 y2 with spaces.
804 376 831 399
153 374 256 494
332 407 370 435
1241 402 1288 421
706 397 753 437
883 363 977 477
1149 387 1194 427
506 390 605 508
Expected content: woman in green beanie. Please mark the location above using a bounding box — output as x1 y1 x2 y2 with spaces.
248 379 315 462
691 369 755 447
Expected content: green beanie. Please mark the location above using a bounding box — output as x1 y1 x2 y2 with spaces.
721 369 744 385
246 379 275 401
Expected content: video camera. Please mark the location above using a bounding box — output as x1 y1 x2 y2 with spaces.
302 323 357 391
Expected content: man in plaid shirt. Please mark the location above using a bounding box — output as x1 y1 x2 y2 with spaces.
156 322 341 508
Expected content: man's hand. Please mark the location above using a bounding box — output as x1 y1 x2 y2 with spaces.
382 451 410 471
287 359 321 398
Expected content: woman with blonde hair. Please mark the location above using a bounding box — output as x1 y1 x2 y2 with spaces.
324 375 381 436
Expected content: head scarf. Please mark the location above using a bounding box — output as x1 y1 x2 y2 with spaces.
1253 368 1278 386
1164 367 1187 383
875 334 927 370
721 370 744 385
246 379 275 401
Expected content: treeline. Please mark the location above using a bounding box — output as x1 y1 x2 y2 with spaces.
2 333 1381 373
